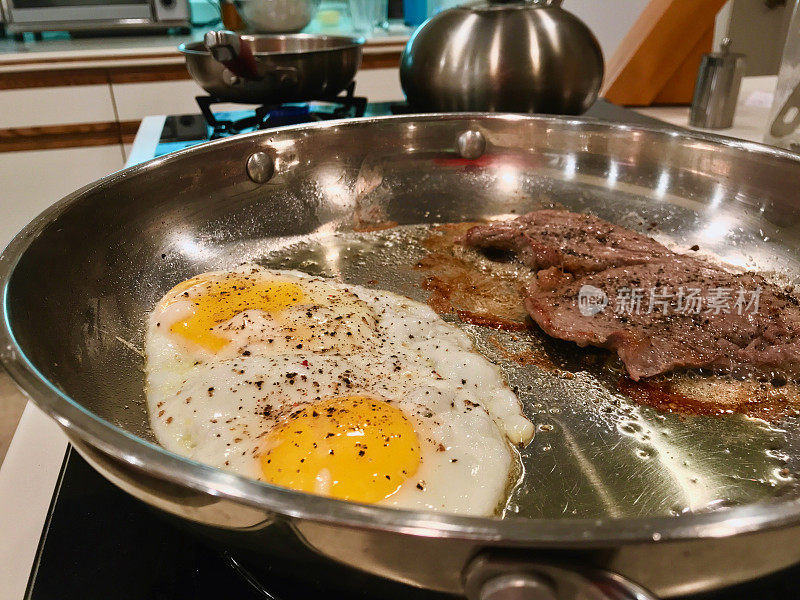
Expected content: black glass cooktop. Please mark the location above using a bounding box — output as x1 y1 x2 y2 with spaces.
26 448 263 600
25 448 800 600
26 448 458 600
23 103 800 599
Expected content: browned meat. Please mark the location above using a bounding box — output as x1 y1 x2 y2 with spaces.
527 261 800 380
463 210 800 380
463 210 674 275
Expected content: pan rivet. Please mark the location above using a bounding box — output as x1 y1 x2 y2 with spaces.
478 574 556 600
246 152 275 184
222 69 240 86
457 130 486 160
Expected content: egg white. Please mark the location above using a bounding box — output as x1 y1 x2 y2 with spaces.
145 265 534 515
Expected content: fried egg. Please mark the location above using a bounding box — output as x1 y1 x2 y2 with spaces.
145 265 534 515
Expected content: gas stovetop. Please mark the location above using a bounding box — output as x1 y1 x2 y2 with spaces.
152 99 675 160
155 85 378 158
23 101 800 599
194 82 369 138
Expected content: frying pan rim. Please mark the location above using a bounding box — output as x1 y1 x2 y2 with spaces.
3 113 800 546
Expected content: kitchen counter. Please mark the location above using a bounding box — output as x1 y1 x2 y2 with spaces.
0 22 412 71
0 20 409 157
635 76 778 145
0 29 208 70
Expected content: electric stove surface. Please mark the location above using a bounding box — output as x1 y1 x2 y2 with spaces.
23 101 800 599
25 449 800 600
29 447 466 600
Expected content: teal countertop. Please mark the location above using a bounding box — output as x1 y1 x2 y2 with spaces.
0 12 411 65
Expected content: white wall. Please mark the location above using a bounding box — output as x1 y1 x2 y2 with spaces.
716 0 795 76
569 0 793 78
565 0 650 62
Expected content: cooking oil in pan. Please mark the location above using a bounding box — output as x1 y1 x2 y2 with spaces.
257 224 800 520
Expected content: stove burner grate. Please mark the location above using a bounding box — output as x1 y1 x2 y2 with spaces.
196 82 367 138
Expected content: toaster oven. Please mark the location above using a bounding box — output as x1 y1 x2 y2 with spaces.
1 0 190 33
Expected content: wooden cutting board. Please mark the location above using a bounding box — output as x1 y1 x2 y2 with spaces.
602 0 729 106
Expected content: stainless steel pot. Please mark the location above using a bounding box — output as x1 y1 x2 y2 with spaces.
238 0 321 33
3 115 800 600
400 0 604 114
178 32 363 104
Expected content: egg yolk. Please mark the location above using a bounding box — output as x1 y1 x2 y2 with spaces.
168 277 304 352
260 396 421 503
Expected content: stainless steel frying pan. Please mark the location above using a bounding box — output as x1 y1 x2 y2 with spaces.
3 115 800 600
179 32 363 104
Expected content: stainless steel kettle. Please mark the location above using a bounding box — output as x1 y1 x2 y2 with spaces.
400 0 604 114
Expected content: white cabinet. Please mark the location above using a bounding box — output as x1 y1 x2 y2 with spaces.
353 68 403 102
0 84 116 128
0 145 124 250
112 79 209 122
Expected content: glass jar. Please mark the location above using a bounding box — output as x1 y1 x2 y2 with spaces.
349 0 389 34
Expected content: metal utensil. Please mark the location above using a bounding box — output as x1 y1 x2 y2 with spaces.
179 33 363 104
770 80 800 139
4 115 800 599
765 0 800 150
400 0 604 113
689 38 746 129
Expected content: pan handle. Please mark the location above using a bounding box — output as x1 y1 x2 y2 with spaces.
464 554 658 600
204 30 260 80
203 30 300 87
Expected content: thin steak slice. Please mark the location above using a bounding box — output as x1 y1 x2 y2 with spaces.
463 209 675 275
526 261 800 380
